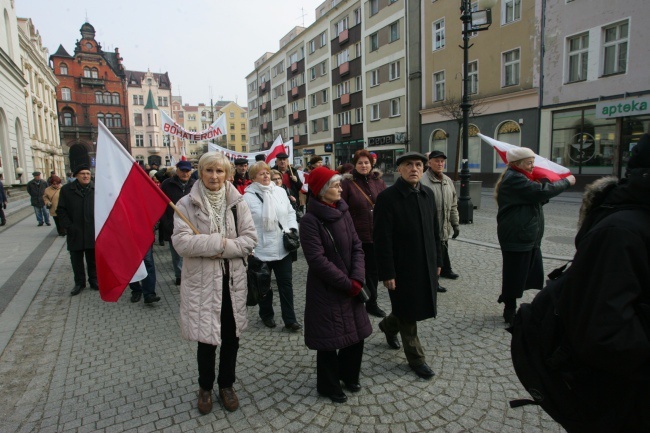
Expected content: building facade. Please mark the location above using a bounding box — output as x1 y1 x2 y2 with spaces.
50 22 129 173
126 69 175 167
539 0 648 183
214 101 248 154
18 17 64 178
0 0 31 185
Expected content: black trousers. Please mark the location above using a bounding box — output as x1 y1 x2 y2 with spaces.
362 243 379 307
441 241 453 274
197 275 239 391
69 249 97 287
52 216 65 235
316 340 364 394
499 248 543 309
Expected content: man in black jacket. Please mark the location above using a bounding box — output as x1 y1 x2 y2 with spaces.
373 152 442 380
27 171 50 226
57 165 97 296
160 160 196 285
272 153 302 205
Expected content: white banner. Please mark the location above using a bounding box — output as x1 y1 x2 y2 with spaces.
161 110 226 141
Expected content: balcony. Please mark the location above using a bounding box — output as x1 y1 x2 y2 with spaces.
262 122 268 131
293 111 299 121
291 62 298 74
339 62 349 76
338 29 349 44
293 135 300 144
341 93 350 106
291 86 299 98
79 77 105 87
261 102 267 112
341 124 351 136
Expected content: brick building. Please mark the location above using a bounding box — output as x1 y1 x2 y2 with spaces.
50 22 129 173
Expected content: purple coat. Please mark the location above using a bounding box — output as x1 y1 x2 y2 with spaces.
300 198 372 351
340 170 387 244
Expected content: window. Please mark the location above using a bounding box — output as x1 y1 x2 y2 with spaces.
241 123 246 130
323 117 329 131
370 104 380 121
370 0 379 16
355 107 364 123
503 49 520 86
603 20 628 75
105 114 114 128
103 92 111 104
148 134 153 146
310 67 316 80
495 121 521 170
83 67 91 78
389 22 399 43
230 135 236 141
355 75 362 91
63 112 73 126
468 61 478 94
322 89 328 103
114 114 122 127
311 94 317 107
355 42 361 57
97 113 104 124
291 101 299 112
147 113 152 126
134 113 142 126
61 88 71 101
133 95 143 105
370 33 379 51
230 123 235 130
112 93 120 105
566 33 588 83
320 32 327 47
337 49 349 66
434 71 445 101
337 111 351 126
370 69 379 87
354 8 361 25
337 81 350 98
91 68 98 79
242 146 247 152
309 40 316 54
433 19 445 51
334 17 348 36
503 0 521 24
135 134 144 147
320 61 327 75
389 60 400 80
311 120 318 134
59 63 68 75
390 98 400 117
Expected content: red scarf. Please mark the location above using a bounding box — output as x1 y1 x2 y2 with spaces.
511 165 537 182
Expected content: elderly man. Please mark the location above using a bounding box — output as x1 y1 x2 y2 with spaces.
232 158 251 194
373 152 442 380
420 150 460 292
272 153 302 204
27 171 50 226
57 165 97 295
161 160 196 285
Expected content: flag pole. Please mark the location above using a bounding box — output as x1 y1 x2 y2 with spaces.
168 202 200 235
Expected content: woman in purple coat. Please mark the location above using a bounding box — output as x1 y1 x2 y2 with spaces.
299 167 372 403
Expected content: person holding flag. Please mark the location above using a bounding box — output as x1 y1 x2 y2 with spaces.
494 146 575 326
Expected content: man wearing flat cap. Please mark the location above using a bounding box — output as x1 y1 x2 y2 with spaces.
373 152 442 380
420 151 460 292
232 158 251 195
57 164 97 295
27 171 51 226
272 153 303 207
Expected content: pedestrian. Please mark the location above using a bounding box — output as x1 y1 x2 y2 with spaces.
373 152 442 380
172 152 257 414
27 171 50 226
160 160 196 285
255 154 266 162
337 163 354 175
420 150 460 292
309 156 323 170
43 175 65 236
66 172 74 183
243 162 301 331
300 166 371 403
0 177 7 226
232 158 251 195
495 146 575 325
47 170 56 186
56 165 98 296
341 149 388 318
129 244 160 304
271 153 302 206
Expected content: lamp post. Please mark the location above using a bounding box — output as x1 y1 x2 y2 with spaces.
458 0 496 224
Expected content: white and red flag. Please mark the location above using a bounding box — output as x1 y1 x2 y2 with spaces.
299 170 309 193
265 135 293 167
95 121 170 302
180 145 187 161
478 133 571 182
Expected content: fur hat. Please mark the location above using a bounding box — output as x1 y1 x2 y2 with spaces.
73 164 90 176
628 133 650 170
506 147 536 163
308 167 338 198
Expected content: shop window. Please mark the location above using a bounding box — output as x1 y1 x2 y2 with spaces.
495 121 521 171
429 129 448 154
459 124 481 172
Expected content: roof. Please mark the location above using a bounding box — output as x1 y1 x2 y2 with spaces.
125 70 171 89
144 90 158 109
51 44 73 58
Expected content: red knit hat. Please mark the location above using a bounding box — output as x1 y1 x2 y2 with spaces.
308 167 338 197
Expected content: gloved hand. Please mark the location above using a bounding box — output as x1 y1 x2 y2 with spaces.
452 226 460 239
349 279 363 297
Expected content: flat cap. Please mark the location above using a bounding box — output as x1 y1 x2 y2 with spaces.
396 152 427 166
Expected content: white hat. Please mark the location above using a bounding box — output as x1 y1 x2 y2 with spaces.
506 147 536 163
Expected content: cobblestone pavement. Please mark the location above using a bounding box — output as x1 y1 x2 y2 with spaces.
0 192 582 432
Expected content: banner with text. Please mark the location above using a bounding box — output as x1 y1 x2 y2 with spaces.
161 110 226 142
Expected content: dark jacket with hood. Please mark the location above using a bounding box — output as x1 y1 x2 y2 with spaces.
300 197 371 351
57 180 95 251
340 170 386 244
160 175 196 241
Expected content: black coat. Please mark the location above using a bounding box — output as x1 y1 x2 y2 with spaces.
271 165 302 201
300 198 371 351
27 179 47 207
160 175 196 241
373 177 442 322
57 180 95 251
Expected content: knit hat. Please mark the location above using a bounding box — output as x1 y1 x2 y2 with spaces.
628 133 650 169
506 146 536 163
73 164 90 176
308 167 338 198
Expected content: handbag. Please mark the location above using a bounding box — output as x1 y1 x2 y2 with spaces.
321 222 369 303
246 255 271 306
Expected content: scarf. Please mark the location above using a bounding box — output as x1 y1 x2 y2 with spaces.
511 165 537 182
250 182 278 231
198 181 227 234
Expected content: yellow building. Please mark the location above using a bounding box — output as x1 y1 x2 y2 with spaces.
216 101 248 154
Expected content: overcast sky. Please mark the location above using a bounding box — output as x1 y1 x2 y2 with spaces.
16 0 325 106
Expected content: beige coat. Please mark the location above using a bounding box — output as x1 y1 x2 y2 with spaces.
43 185 62 216
172 182 257 346
420 169 459 242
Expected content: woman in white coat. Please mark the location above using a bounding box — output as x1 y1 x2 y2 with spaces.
243 161 301 331
172 152 257 415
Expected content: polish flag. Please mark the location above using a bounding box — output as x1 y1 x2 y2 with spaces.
299 170 309 193
181 146 187 161
478 133 571 182
265 135 293 167
95 122 171 302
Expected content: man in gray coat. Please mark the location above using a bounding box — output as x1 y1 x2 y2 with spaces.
374 152 442 380
27 171 50 226
420 150 460 292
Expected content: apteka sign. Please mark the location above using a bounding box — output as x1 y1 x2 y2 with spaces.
596 97 649 119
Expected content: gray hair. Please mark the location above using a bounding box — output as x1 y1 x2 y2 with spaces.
198 152 231 179
318 174 342 199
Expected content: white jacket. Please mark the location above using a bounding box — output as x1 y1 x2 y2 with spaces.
172 182 257 346
243 182 298 262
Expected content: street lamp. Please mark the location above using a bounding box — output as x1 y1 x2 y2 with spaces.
458 0 497 224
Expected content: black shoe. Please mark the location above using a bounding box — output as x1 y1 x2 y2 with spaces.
144 294 161 304
343 382 361 393
45 223 51 226
262 318 276 328
38 223 43 226
410 363 435 380
131 292 142 303
89 284 99 290
318 390 348 403
70 285 84 296
175 277 181 286
440 271 459 279
437 285 448 293
378 320 400 350
366 304 387 318
284 322 302 332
